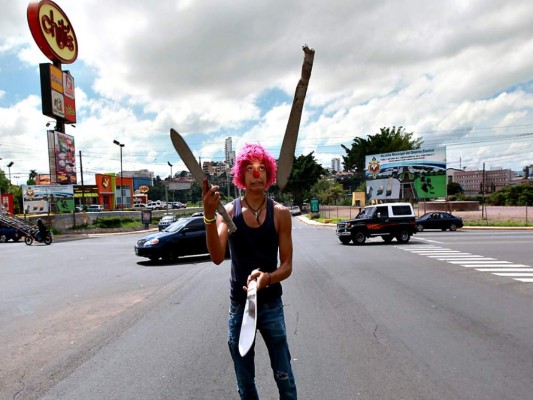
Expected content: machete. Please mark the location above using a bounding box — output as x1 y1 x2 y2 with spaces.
276 45 315 191
170 128 237 234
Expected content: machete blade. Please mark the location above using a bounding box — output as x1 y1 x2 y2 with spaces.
277 45 315 191
170 128 237 234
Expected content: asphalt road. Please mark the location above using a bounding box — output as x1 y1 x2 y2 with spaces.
2 222 533 399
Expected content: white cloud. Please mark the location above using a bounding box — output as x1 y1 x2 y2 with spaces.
1 0 533 184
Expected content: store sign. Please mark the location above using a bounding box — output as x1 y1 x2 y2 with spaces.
40 63 77 123
27 0 78 64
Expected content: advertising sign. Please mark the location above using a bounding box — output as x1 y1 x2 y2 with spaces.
1 193 14 213
22 184 74 213
27 0 78 64
365 147 447 202
54 131 77 184
40 63 77 123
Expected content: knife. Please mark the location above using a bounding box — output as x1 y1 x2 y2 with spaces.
276 45 315 191
170 128 237 234
238 279 257 357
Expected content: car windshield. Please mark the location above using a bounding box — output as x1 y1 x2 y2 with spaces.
161 216 174 222
356 207 376 219
163 218 189 232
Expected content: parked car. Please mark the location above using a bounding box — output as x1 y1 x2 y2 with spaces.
134 216 208 261
290 206 301 216
416 212 463 232
158 214 176 231
132 203 148 210
172 201 186 209
87 204 104 212
0 226 23 242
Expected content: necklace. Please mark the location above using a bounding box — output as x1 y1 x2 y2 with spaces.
243 196 266 224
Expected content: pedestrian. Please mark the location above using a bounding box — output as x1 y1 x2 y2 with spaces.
202 143 297 399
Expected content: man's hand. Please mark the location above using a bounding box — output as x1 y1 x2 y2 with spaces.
244 268 272 291
202 177 220 218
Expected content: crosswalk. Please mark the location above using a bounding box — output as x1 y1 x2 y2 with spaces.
396 244 533 283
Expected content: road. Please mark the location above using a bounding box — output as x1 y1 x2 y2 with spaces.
1 222 533 399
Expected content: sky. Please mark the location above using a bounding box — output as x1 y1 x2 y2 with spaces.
1 0 533 185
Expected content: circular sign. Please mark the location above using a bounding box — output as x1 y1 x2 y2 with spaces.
27 0 78 64
139 185 150 193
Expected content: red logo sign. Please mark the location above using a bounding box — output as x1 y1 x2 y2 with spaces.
27 0 78 64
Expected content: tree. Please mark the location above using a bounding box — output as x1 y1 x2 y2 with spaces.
487 183 533 206
447 182 464 196
341 126 423 174
283 152 325 206
27 170 38 185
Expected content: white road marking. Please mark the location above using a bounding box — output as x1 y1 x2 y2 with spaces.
397 245 533 283
476 268 533 272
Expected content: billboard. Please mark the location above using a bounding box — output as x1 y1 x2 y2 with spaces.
22 184 74 213
54 131 77 184
47 130 77 184
39 63 77 123
365 147 446 202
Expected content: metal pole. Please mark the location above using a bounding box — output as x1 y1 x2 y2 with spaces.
120 146 123 211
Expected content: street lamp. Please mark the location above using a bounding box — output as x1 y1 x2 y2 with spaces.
7 161 14 182
113 140 125 210
167 161 173 209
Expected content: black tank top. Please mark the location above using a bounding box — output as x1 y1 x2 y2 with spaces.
228 197 282 305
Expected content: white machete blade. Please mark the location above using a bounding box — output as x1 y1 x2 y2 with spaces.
238 280 257 357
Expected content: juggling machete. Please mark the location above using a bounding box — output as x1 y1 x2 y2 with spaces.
276 45 315 191
238 279 257 356
170 128 237 234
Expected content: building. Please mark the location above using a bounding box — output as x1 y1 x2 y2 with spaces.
225 137 235 167
452 168 515 195
331 158 341 172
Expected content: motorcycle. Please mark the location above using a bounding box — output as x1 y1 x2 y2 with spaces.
25 227 53 245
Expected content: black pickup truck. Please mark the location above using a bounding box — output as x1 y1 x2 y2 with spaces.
336 203 417 245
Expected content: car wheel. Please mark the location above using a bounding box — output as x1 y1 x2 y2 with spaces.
449 224 457 231
13 237 20 242
148 256 159 262
339 237 351 245
416 224 424 232
352 231 366 245
162 248 175 261
382 235 394 243
396 230 410 244
0 235 7 243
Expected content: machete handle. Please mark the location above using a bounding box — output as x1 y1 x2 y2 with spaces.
217 201 237 235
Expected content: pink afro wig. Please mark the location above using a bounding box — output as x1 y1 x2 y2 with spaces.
232 143 277 190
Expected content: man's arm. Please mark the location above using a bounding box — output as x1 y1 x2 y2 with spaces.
249 204 293 290
202 177 229 265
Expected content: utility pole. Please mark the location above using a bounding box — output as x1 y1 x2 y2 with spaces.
481 162 486 220
79 150 86 208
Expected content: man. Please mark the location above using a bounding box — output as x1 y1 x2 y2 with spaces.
202 143 297 399
36 218 48 241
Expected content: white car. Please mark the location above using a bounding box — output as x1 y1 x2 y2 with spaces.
132 203 148 210
87 204 104 212
290 206 301 216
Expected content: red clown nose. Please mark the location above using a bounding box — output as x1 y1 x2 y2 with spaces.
253 170 260 178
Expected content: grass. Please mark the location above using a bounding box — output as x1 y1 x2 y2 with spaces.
464 219 531 227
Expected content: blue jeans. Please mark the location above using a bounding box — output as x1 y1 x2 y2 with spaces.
228 297 297 400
